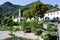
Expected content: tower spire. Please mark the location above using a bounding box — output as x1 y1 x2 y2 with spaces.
19 8 21 17
17 8 21 22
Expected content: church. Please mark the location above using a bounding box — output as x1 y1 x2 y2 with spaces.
12 9 24 22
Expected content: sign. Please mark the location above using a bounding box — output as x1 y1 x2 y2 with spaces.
43 23 48 29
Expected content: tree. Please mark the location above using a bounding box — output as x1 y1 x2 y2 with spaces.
7 19 14 26
3 18 15 26
41 33 57 40
23 9 32 20
55 4 58 8
23 1 48 20
30 2 48 18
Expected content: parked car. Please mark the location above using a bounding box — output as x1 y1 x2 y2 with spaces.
35 29 44 35
25 27 31 33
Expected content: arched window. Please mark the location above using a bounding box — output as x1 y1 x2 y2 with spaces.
56 17 59 19
53 17 59 22
53 17 55 20
45 17 49 20
45 17 50 22
48 14 49 15
51 13 52 15
57 12 59 15
56 17 59 21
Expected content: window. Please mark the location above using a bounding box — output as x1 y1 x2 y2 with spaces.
45 17 49 20
56 17 59 20
51 13 52 15
54 12 55 15
57 11 59 15
48 14 49 15
53 17 55 20
45 17 50 22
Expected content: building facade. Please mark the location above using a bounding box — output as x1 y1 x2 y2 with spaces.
44 8 60 22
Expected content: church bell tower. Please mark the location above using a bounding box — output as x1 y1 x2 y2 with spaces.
17 8 21 22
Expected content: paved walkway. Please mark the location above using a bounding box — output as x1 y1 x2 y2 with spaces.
13 31 37 40
0 31 43 40
13 31 43 40
0 31 11 39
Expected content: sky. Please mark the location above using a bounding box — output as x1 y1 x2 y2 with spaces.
0 0 60 8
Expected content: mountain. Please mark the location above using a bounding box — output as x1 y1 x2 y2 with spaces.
24 1 56 10
0 2 22 17
0 1 57 18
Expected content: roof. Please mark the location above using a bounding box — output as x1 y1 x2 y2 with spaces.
46 8 60 13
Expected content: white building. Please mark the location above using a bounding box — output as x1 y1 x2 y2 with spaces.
44 8 60 22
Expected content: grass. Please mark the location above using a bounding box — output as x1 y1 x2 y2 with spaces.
0 22 56 32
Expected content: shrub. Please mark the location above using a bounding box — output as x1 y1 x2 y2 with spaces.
41 33 57 40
